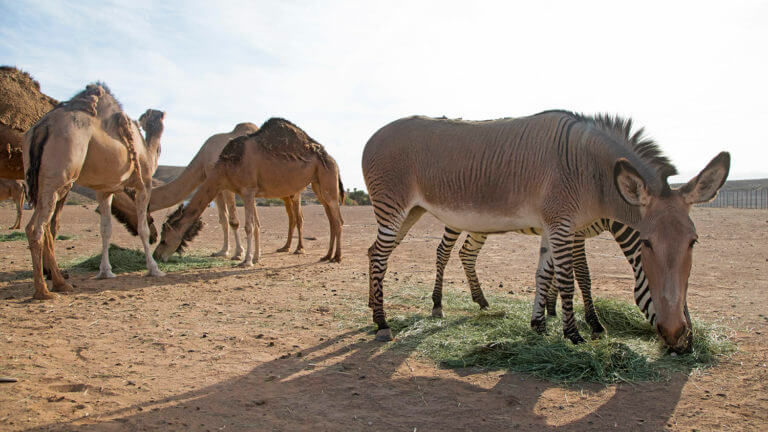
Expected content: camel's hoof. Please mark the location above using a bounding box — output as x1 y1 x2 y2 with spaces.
431 307 444 318
319 255 331 262
211 251 228 258
33 290 57 300
230 255 242 261
375 328 393 342
330 256 342 263
276 247 290 253
237 260 254 268
97 271 116 279
293 248 305 255
148 270 166 277
591 330 606 340
52 282 73 293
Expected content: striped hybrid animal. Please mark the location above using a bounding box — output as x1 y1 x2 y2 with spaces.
362 111 729 353
432 219 672 341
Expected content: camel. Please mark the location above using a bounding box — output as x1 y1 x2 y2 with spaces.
153 118 344 266
24 83 166 300
0 179 24 229
116 123 309 259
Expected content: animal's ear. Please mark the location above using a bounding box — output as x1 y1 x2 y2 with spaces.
679 152 730 204
613 158 652 207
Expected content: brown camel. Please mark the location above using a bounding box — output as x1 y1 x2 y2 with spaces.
153 118 344 266
0 178 24 229
117 123 308 259
24 83 166 300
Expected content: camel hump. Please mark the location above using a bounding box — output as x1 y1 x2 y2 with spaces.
63 84 104 116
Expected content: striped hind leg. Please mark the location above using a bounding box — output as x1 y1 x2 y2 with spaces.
458 233 490 309
368 206 425 341
532 236 555 333
431 227 461 318
571 237 604 338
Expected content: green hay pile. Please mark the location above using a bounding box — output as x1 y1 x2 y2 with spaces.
67 244 234 274
376 287 735 384
0 231 26 242
0 232 74 242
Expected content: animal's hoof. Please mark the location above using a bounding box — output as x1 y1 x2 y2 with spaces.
33 291 57 300
52 282 73 293
567 332 586 344
531 319 547 335
148 270 166 277
230 255 241 261
293 248 305 255
330 256 342 263
319 255 331 262
276 247 289 252
97 271 116 279
375 328 393 342
237 260 254 268
477 298 490 309
591 330 606 340
431 307 444 318
211 251 228 258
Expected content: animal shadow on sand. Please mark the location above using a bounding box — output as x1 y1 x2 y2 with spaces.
23 314 689 431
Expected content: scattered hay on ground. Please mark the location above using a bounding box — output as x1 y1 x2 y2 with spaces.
67 243 235 274
0 231 26 242
358 286 735 384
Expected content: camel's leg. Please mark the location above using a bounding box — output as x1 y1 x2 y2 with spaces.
313 179 343 263
96 193 117 279
225 191 243 260
211 193 230 257
291 194 305 254
11 184 23 230
238 191 258 267
277 196 295 252
44 191 69 281
26 191 60 300
134 187 165 277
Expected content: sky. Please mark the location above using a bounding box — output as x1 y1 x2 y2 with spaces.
1 0 766 190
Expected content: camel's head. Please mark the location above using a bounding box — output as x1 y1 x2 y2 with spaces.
139 109 165 135
152 204 204 262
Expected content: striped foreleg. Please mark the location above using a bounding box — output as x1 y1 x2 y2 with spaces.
531 235 553 334
432 227 462 318
571 237 604 338
458 232 490 309
547 222 585 344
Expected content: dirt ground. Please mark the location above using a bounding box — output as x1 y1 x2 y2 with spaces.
0 204 767 431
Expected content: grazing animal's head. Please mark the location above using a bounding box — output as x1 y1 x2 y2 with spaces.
614 152 730 353
152 204 203 262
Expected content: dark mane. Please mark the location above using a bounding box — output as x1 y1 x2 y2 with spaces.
218 117 332 168
161 204 204 253
536 109 678 181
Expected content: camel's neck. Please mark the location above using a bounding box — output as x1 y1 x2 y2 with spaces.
148 153 207 212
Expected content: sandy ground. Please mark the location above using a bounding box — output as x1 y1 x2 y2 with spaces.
0 204 767 431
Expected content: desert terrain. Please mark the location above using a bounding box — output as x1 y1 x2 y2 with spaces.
0 204 767 431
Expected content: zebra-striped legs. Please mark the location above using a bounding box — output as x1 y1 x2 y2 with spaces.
432 227 461 318
459 233 490 309
532 222 585 344
368 207 425 341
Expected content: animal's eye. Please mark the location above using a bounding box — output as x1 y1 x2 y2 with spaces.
689 239 698 249
641 239 652 250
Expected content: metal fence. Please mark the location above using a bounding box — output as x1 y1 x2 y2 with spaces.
698 189 768 209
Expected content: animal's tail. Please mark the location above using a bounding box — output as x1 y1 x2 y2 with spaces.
25 124 49 208
338 176 345 206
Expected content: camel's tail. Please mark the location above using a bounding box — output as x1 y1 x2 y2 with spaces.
24 123 49 208
338 176 345 206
